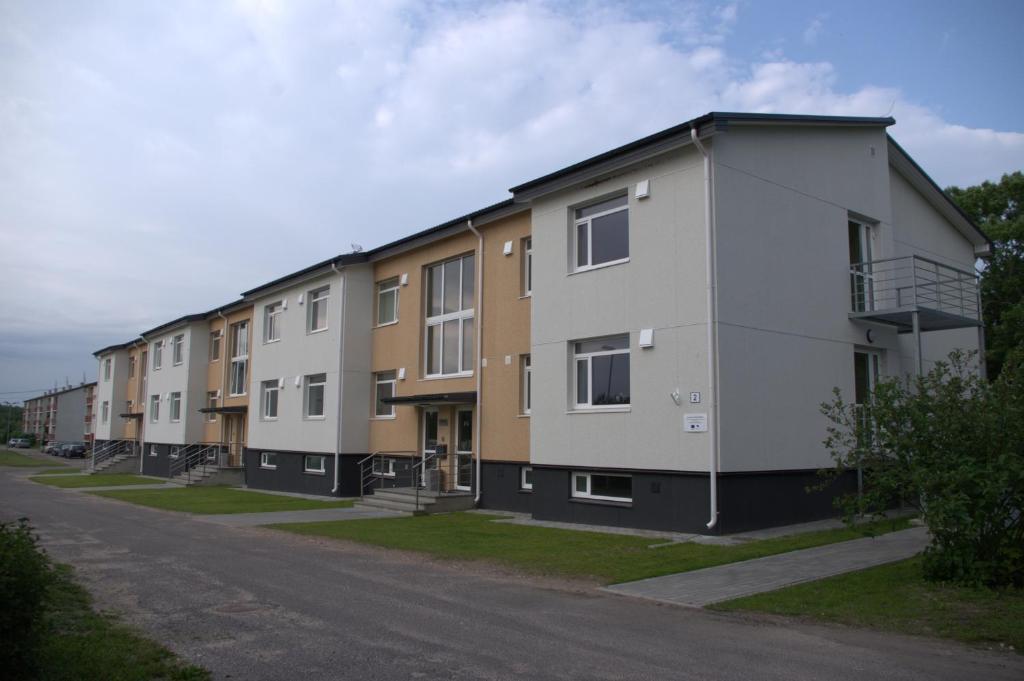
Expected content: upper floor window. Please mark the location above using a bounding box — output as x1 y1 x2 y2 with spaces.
522 237 533 296
377 278 400 326
169 392 182 423
261 380 280 420
153 341 163 370
265 302 283 343
425 254 475 376
573 194 629 271
101 401 109 423
103 358 111 381
150 394 160 422
304 373 326 418
521 354 532 415
574 334 630 408
128 355 136 378
374 371 396 417
172 334 184 366
849 219 875 313
229 321 249 396
209 330 222 362
308 286 329 333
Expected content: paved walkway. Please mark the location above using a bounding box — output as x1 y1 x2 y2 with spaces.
198 506 404 526
603 526 929 607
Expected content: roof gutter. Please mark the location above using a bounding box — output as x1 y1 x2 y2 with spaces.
691 126 720 531
466 219 484 505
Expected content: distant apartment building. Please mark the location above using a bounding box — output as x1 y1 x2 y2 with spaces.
22 382 97 444
89 112 988 534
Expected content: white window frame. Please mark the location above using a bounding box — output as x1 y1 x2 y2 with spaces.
169 392 182 423
374 371 396 418
520 466 533 490
523 237 532 296
307 286 330 334
128 355 136 378
103 358 111 381
101 401 109 424
229 321 249 396
304 373 326 419
264 302 283 343
206 391 217 423
153 341 163 370
150 395 160 422
849 219 876 313
571 471 632 503
172 334 184 366
209 330 222 362
260 452 277 470
573 194 629 272
573 335 630 409
424 254 475 377
304 454 326 474
372 457 396 477
376 278 400 326
521 354 532 415
261 380 280 420
149 445 158 457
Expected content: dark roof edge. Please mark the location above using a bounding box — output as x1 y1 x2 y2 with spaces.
139 313 208 339
886 136 992 250
240 253 368 298
508 111 895 196
23 381 98 402
93 341 134 357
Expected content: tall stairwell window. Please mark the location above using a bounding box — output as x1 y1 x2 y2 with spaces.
229 321 249 396
425 254 474 376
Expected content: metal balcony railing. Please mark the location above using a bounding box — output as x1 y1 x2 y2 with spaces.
849 255 981 331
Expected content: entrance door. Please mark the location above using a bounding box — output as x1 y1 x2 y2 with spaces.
455 408 473 491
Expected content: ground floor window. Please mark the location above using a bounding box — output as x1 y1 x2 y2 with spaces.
520 466 533 490
260 452 277 469
571 472 632 502
304 454 326 473
372 457 396 477
149 446 158 457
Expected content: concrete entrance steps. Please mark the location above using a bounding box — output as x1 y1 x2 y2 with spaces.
355 487 475 514
168 465 245 487
92 453 138 474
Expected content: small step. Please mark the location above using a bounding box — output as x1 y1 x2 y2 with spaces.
354 498 421 513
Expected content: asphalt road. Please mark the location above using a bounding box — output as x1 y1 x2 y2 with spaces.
3 469 1022 681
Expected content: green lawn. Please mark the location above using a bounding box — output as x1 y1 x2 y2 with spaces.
31 474 159 488
92 486 355 514
32 468 84 476
0 450 67 467
35 564 209 681
713 557 1024 652
268 512 911 585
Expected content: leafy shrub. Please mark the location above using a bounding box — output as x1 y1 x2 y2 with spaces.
0 518 53 678
821 351 1024 588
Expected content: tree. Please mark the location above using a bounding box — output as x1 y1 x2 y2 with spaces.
947 171 1024 378
821 351 1024 588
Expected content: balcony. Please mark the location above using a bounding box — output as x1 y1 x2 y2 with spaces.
849 255 980 332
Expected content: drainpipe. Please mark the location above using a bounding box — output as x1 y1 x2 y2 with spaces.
216 311 229 463
691 125 720 531
466 219 484 504
330 262 347 495
138 334 149 474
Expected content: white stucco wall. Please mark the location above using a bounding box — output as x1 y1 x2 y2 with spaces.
143 322 208 445
94 350 128 440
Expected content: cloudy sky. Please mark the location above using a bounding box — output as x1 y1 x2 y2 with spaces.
1 0 1022 400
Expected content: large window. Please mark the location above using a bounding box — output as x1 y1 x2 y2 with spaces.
374 370 396 417
522 237 532 296
304 455 326 474
169 392 182 422
153 341 163 370
849 219 875 312
209 330 222 362
425 254 475 376
206 391 217 422
521 355 532 415
308 286 329 333
261 379 280 420
150 395 160 422
572 472 632 502
377 278 400 326
103 358 111 381
304 373 326 418
573 194 629 271
264 302 282 343
574 335 630 408
260 452 277 469
229 321 249 396
172 334 184 365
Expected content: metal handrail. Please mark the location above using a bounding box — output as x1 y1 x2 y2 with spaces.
358 451 418 499
90 439 133 472
849 254 980 321
167 443 220 482
358 451 439 512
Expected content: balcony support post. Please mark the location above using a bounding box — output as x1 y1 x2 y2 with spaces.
912 310 923 377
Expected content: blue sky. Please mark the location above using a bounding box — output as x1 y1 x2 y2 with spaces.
0 0 1022 399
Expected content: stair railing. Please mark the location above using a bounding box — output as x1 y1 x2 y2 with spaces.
358 451 417 499
90 439 132 472
167 443 220 482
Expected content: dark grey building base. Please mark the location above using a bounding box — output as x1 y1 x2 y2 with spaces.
478 461 534 514
243 449 366 497
141 442 174 478
529 467 856 535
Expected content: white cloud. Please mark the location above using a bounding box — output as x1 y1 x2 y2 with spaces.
803 15 825 45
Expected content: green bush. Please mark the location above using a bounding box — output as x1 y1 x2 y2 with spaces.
0 518 54 678
821 350 1024 588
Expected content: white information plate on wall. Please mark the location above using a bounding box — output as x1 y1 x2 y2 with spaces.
684 413 708 432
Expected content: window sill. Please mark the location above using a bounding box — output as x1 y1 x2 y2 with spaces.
260 465 277 470
570 496 632 508
304 416 327 421
375 320 399 329
569 258 630 276
370 415 397 421
420 372 474 381
261 417 279 422
518 293 532 300
566 406 631 414
517 413 531 419
308 327 328 335
518 488 533 494
303 470 326 476
372 472 397 479
264 338 281 345
229 392 247 398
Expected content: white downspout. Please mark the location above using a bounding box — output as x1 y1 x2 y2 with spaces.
691 126 720 531
216 311 229 464
466 219 484 504
138 335 149 474
330 263 346 494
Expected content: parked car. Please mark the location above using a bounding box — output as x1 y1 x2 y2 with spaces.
43 441 63 455
9 437 32 448
60 442 88 459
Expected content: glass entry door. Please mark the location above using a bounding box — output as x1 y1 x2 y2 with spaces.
455 408 473 491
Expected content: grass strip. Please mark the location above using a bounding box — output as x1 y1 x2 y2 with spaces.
92 486 354 514
712 556 1024 652
269 512 910 584
31 474 159 488
0 450 68 467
